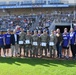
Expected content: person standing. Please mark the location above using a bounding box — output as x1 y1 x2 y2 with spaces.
0 31 5 56
32 30 39 57
40 29 49 57
19 28 25 57
25 30 32 57
49 30 57 58
69 28 76 59
11 29 19 57
62 29 70 59
37 30 41 56
56 28 63 58
4 29 11 57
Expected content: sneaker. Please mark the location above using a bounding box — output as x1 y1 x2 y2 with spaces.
3 55 6 57
66 56 69 60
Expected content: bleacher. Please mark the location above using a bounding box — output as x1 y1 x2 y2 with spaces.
0 0 75 32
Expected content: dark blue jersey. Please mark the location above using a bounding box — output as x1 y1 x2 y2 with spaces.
70 32 76 45
4 33 11 45
62 33 69 47
0 35 4 45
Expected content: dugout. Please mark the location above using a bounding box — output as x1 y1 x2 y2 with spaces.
55 25 71 33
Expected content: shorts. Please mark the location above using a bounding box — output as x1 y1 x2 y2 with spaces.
0 45 5 49
62 46 69 49
4 44 11 49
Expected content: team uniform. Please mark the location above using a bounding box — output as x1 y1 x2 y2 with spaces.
0 34 5 56
4 33 11 49
62 33 70 59
25 34 32 57
32 34 39 57
37 33 41 56
0 35 4 48
49 34 57 58
19 32 25 56
62 33 70 49
40 33 49 57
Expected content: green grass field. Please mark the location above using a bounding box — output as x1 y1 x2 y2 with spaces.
0 57 76 75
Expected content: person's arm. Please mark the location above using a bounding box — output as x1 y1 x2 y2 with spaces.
30 35 33 45
54 35 57 45
17 34 19 44
10 34 12 45
74 33 76 45
3 34 6 46
47 35 50 44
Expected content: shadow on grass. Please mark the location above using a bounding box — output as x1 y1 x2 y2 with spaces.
0 57 76 67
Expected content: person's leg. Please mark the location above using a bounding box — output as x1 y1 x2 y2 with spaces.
40 47 43 57
71 45 76 58
7 49 9 57
7 45 11 56
47 44 49 53
71 45 75 58
32 47 34 57
36 47 38 57
56 43 59 58
62 48 65 58
26 49 28 57
59 45 62 58
53 49 56 58
63 48 66 58
45 47 47 57
3 48 6 57
51 47 53 58
37 47 39 56
53 46 55 58
0 48 1 56
30 49 32 57
73 45 76 58
15 44 19 56
23 45 25 57
67 48 70 59
19 45 22 57
11 45 15 57
49 46 52 58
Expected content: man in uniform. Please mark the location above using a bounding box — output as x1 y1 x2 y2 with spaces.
40 29 49 57
37 30 41 56
19 28 26 57
49 30 57 58
25 30 32 57
32 30 39 57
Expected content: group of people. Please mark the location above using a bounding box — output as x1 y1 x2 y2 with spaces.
0 15 36 31
0 26 76 60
